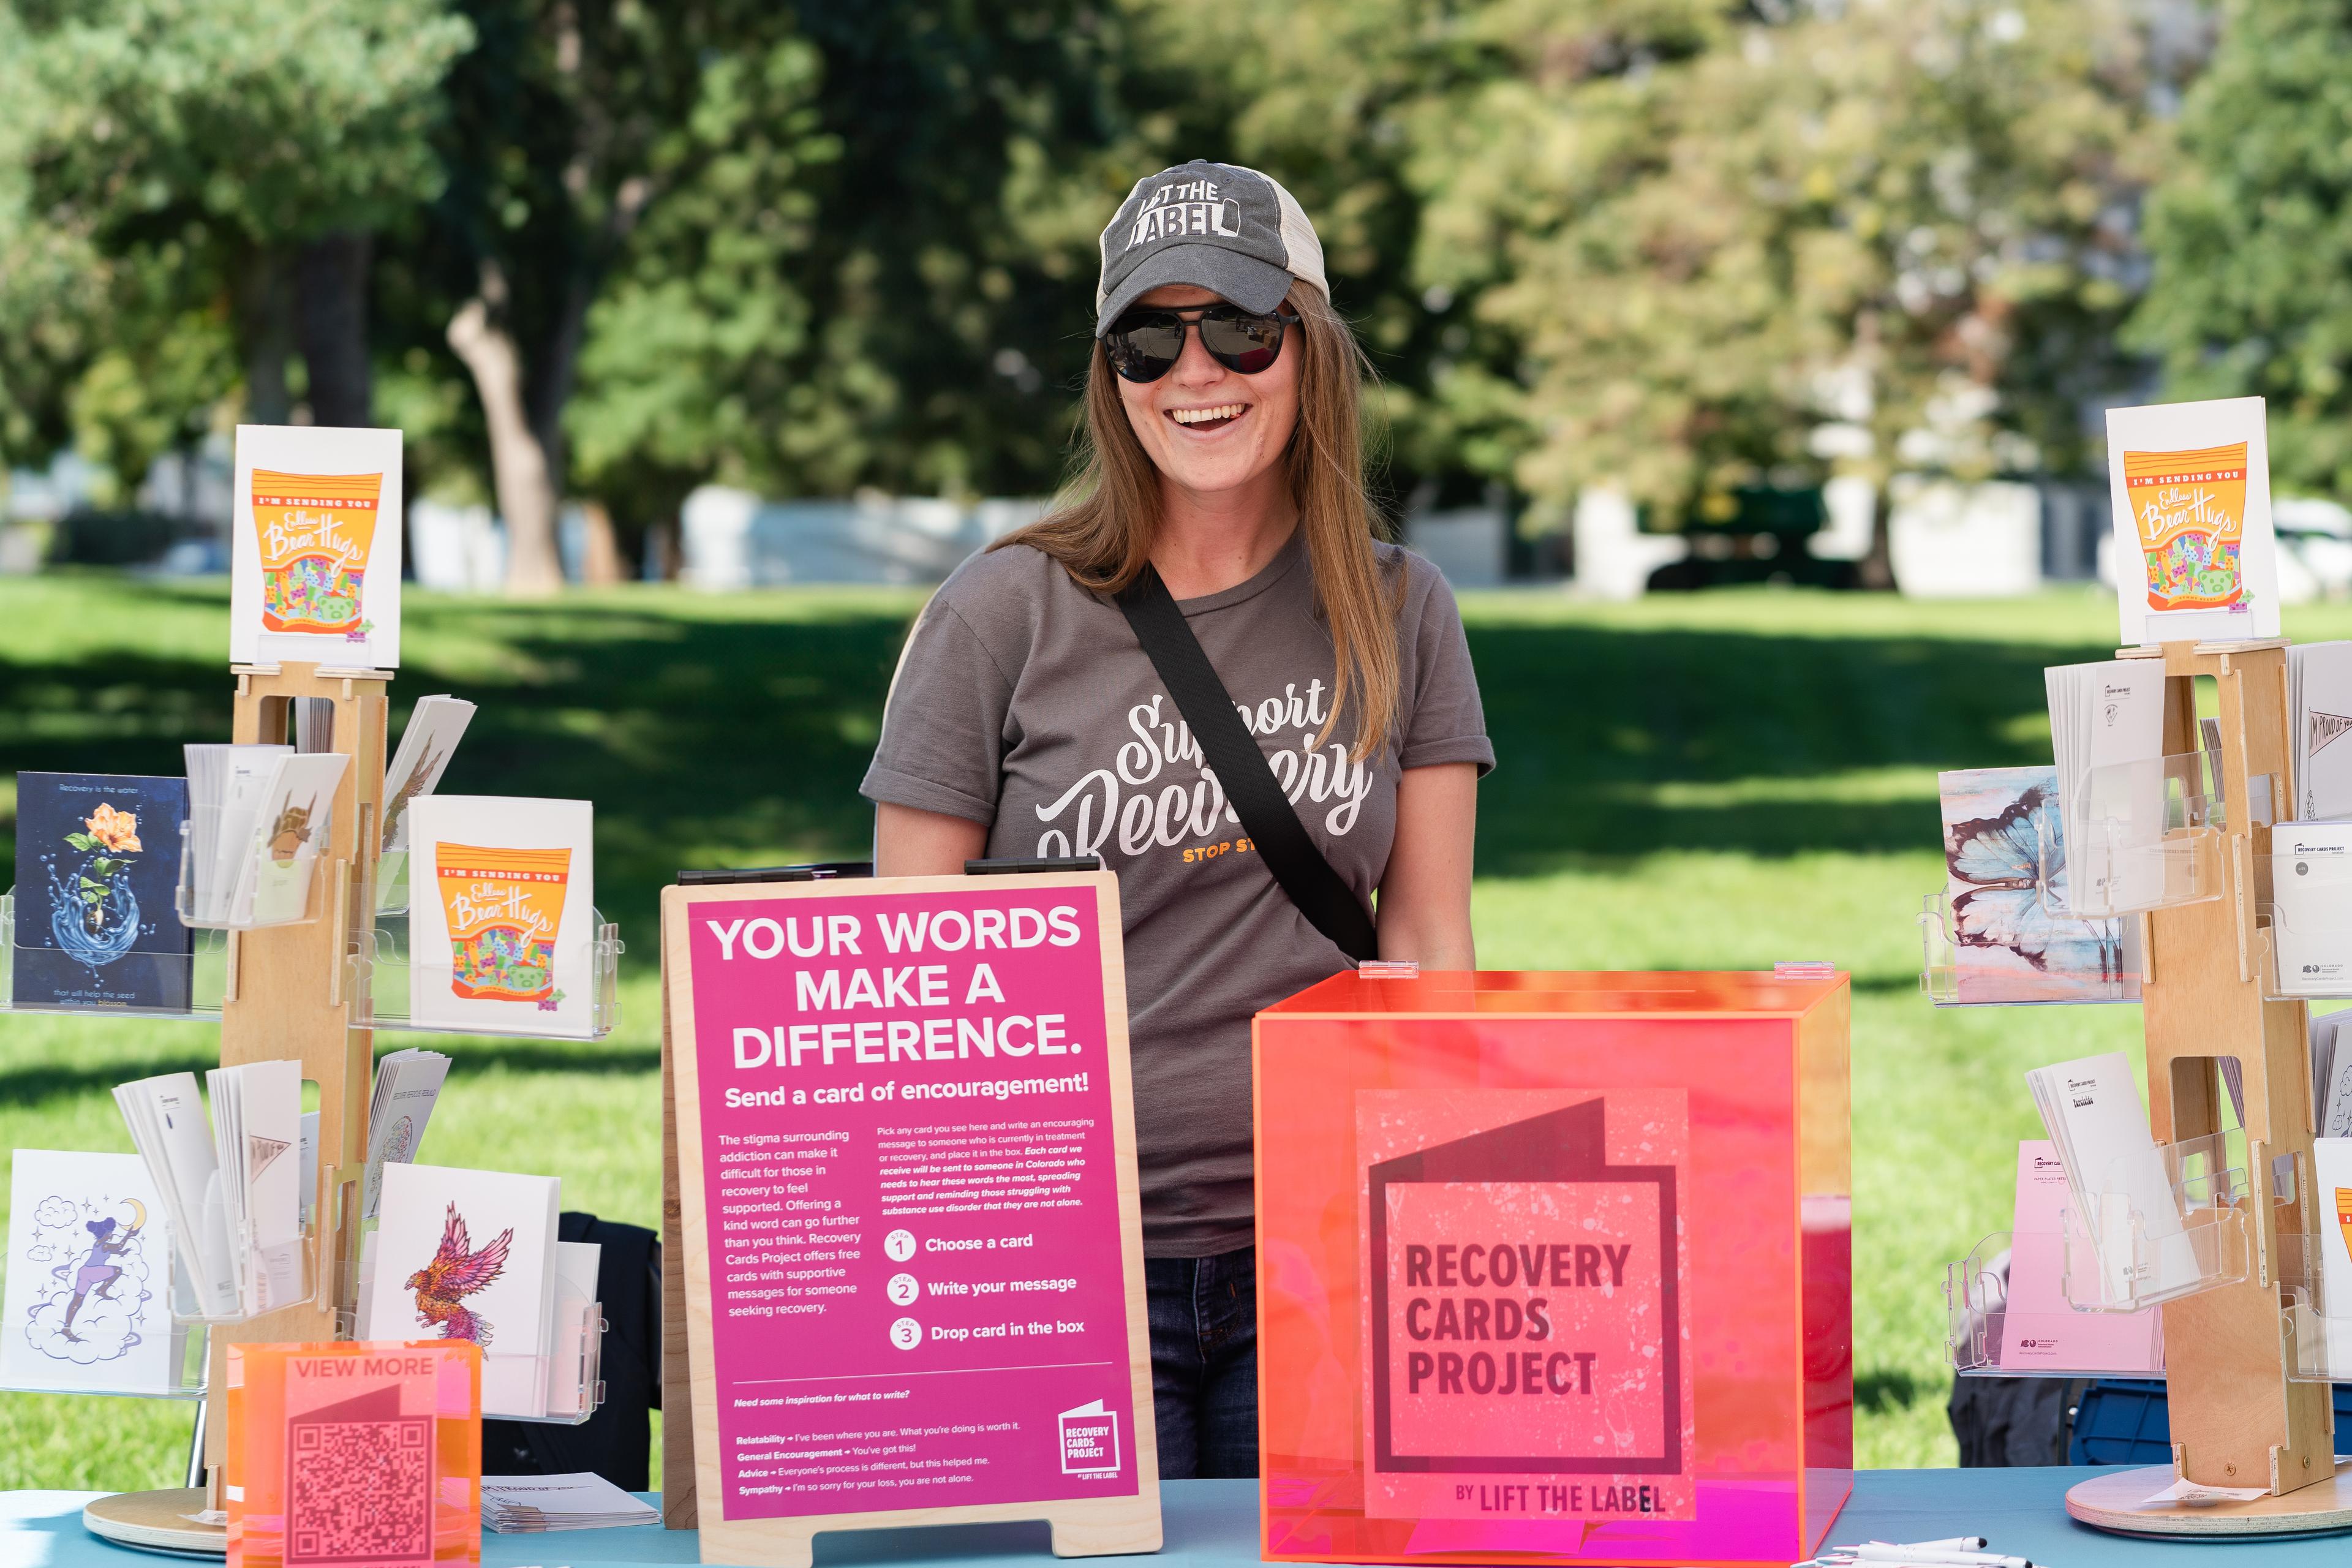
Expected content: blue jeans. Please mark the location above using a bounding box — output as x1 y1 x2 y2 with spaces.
1145 1246 1259 1478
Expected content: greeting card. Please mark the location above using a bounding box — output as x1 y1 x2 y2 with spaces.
230 425 403 669
1938 766 2134 1003
365 1163 560 1419
407 797 594 1038
11 774 192 1011
0 1150 181 1393
2106 398 2278 645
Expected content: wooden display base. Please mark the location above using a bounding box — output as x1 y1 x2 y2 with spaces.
83 1488 225 1557
2066 1466 2352 1539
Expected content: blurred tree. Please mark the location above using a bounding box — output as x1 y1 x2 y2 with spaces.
2130 0 2352 497
9 0 470 436
1410 0 2165 575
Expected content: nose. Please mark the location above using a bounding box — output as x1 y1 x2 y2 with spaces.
1167 319 1229 390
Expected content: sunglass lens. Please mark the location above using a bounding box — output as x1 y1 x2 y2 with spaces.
1107 315 1185 382
1201 311 1283 374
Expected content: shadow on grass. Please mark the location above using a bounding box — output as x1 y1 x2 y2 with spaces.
0 579 2116 973
1856 1366 1929 1416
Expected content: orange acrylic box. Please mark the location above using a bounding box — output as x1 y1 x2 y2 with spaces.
1253 970 1851 1567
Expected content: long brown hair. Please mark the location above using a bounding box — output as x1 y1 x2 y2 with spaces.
993 285 1400 760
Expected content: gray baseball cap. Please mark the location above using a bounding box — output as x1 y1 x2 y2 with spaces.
1095 160 1329 337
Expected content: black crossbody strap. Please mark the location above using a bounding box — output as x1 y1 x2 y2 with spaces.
1115 565 1379 963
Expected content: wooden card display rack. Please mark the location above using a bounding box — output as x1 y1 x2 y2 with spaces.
83 660 390 1551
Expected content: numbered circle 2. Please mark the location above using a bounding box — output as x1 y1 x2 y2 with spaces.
889 1316 922 1351
887 1272 919 1306
884 1228 916 1262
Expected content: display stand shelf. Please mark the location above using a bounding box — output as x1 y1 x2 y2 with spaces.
1945 1232 2166 1380
175 807 333 930
1918 890 2142 1006
2059 1132 2250 1313
0 1319 210 1401
2038 751 2225 919
341 1256 608 1425
1 890 622 1041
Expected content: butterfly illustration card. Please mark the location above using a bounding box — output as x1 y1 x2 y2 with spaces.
1 1149 179 1393
1939 765 2136 1003
407 796 595 1038
366 1163 560 1419
2106 398 2278 646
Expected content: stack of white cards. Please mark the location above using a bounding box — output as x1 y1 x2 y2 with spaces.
2312 1012 2352 1139
2271 823 2352 994
481 1473 657 1532
2026 1052 2201 1302
182 744 350 925
364 1163 597 1419
2044 660 2169 915
362 1049 453 1219
2290 643 2352 821
377 695 477 914
113 1065 306 1318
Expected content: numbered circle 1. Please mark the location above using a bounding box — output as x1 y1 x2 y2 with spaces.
889 1316 922 1351
887 1272 919 1306
884 1228 917 1262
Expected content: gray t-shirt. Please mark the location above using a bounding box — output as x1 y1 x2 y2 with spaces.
861 530 1493 1256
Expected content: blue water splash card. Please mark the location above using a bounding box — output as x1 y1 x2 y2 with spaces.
13 772 193 1011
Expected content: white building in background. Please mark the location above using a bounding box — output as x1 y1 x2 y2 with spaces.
679 488 1047 589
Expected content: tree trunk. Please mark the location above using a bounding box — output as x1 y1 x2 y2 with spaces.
235 248 295 426
296 232 374 428
1856 479 1897 592
447 269 565 597
577 499 625 584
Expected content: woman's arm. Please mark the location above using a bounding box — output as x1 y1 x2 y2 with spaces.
1376 761 1477 968
875 802 990 878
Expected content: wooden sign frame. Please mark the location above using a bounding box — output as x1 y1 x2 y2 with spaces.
659 871 1160 1567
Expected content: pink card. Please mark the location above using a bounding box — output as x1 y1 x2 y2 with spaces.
2001 1140 2162 1372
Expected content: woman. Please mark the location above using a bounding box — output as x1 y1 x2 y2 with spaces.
862 159 1493 1477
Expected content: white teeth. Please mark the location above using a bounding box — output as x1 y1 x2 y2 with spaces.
1170 404 1246 426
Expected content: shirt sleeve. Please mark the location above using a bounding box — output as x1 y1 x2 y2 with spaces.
1398 565 1496 776
860 592 1016 824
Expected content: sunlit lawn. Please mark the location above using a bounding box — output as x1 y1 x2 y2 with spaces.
9 570 2340 1489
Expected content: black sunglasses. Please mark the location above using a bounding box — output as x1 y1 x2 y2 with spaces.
1103 303 1300 383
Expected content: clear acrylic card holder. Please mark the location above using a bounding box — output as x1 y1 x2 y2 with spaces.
350 905 622 1041
2277 1227 2352 1383
2258 848 2352 998
168 1212 322 1326
341 1252 605 1424
176 804 332 930
0 888 230 1020
2058 1132 2248 1313
1918 889 2142 1006
2038 751 2224 919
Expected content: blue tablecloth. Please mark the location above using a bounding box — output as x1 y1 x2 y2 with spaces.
3 1471 2343 1567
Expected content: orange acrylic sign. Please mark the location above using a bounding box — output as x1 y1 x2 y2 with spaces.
225 1339 481 1568
434 844 570 1003
1254 969 1852 1567
2124 442 2248 613
252 469 382 635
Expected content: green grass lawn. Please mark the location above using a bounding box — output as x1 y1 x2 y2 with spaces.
7 571 2345 1491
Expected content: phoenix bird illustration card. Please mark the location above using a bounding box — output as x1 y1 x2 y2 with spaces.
1939 766 2136 1003
230 424 404 669
225 1338 481 1568
12 774 192 1012
407 797 595 1038
366 1163 559 1418
1 1150 181 1393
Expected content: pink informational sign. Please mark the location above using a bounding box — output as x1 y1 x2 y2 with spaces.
665 872 1156 1553
1357 1090 1694 1524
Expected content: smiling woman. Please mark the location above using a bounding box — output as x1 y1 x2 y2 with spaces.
861 159 1494 1483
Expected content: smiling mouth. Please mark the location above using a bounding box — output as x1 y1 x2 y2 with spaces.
1167 403 1247 433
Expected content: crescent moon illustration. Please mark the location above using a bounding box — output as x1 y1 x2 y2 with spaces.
122 1197 147 1234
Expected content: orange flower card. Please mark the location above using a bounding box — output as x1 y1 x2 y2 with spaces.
225 1339 480 1568
2106 399 2275 644
231 425 403 668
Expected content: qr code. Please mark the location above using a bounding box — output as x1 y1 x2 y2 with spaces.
286 1416 434 1566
